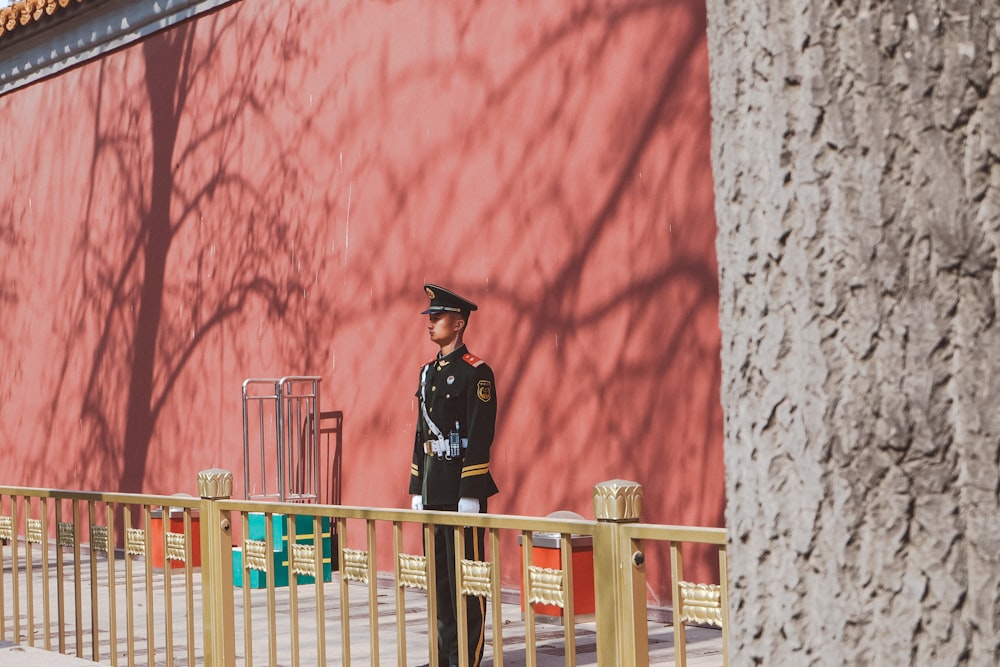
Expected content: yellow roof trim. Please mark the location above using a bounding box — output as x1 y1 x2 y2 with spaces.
0 0 86 40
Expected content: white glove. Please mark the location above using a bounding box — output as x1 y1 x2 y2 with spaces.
411 495 423 511
457 497 480 514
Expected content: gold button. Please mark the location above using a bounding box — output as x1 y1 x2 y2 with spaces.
431 386 436 391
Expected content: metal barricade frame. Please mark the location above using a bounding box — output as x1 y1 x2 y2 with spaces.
241 376 321 503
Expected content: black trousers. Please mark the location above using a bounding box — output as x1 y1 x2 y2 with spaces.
425 500 487 667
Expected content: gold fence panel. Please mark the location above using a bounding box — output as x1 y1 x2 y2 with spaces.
0 487 205 666
0 474 730 667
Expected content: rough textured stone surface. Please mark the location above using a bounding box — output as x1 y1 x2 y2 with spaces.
706 1 1000 664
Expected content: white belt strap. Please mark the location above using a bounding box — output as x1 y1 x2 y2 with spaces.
419 364 445 440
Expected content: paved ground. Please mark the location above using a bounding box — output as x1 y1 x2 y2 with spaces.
0 640 99 666
239 584 726 666
2 553 724 666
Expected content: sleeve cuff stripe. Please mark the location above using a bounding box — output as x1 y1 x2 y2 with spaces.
461 465 490 478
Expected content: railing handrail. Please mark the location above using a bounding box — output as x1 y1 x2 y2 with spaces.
0 484 725 550
0 486 202 508
620 522 727 545
215 499 726 544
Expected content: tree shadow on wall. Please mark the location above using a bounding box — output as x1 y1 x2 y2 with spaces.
298 0 723 591
484 0 723 584
42 6 337 492
333 0 721 513
0 217 23 411
321 0 722 587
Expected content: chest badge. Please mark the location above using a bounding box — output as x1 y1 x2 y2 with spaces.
446 375 455 385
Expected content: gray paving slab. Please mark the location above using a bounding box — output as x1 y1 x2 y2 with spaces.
0 640 97 665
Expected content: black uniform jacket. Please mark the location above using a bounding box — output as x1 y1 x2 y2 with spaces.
409 343 499 506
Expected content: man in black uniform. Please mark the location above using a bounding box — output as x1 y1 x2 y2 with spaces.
409 284 498 667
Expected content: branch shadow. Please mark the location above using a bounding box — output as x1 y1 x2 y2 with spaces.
1 0 721 597
35 5 339 493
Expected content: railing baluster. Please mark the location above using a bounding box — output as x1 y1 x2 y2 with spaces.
454 525 468 667
393 520 407 665
240 511 253 665
521 528 536 667
55 500 66 655
25 498 36 647
241 510 254 667
40 498 51 651
183 508 196 667
288 514 300 667
123 505 136 667
561 532 577 666
0 495 5 643
424 520 439 667
671 541 687 667
161 503 174 667
106 502 117 667
0 495 7 644
72 500 82 658
87 501 99 661
142 505 155 665
12 496 21 648
313 513 327 667
489 527 503 667
265 512 277 667
337 516 350 666
367 518 379 666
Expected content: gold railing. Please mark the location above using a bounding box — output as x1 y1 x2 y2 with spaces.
0 471 729 666
0 486 204 665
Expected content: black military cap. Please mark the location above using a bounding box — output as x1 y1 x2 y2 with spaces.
421 284 478 315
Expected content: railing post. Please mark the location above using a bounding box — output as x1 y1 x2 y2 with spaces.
592 480 647 667
198 469 236 667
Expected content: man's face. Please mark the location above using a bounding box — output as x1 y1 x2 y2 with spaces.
427 312 463 346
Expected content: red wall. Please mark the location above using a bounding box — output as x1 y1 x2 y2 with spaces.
0 0 721 600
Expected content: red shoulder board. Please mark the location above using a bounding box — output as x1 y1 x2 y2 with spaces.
462 353 485 368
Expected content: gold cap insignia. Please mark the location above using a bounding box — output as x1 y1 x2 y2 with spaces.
425 287 436 299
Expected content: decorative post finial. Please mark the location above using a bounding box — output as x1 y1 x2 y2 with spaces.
198 469 234 500
593 479 643 523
